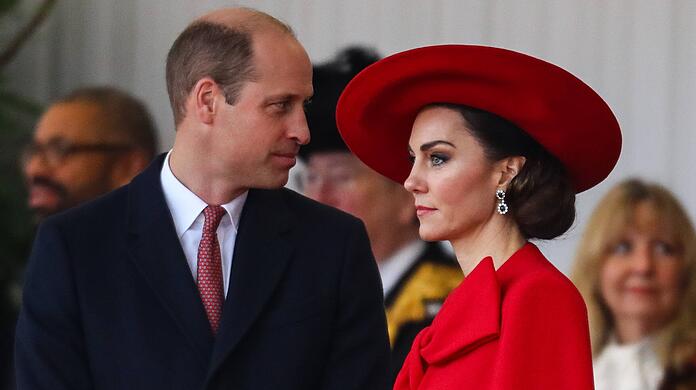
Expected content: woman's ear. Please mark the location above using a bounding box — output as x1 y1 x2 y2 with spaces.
497 156 526 187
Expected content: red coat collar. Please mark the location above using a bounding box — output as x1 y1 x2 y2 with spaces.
417 243 542 365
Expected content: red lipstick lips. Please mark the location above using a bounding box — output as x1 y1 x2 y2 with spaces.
415 205 437 216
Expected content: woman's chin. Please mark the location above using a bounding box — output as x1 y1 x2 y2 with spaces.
418 226 447 242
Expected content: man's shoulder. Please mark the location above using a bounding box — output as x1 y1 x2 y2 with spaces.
41 184 130 235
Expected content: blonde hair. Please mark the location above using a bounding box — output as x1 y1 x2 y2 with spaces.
571 178 696 368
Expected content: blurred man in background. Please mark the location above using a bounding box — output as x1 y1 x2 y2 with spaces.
22 86 158 222
300 47 462 383
2 86 157 389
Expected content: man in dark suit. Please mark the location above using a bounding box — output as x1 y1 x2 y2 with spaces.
2 86 157 390
15 7 390 390
300 47 461 384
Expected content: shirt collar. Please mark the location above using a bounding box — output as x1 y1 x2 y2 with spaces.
602 334 659 357
160 150 248 238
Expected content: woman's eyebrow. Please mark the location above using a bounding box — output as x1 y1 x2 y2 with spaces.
420 140 456 151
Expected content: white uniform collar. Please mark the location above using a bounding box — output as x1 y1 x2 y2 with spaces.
593 334 664 390
378 240 426 296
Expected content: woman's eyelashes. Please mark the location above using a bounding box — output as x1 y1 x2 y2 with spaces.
407 151 451 167
610 240 631 255
609 238 679 258
653 241 678 257
430 153 449 166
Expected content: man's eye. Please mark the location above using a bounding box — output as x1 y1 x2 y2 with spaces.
47 139 73 157
271 101 289 111
408 154 415 164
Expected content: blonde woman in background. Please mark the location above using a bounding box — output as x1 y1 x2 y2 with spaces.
572 179 696 390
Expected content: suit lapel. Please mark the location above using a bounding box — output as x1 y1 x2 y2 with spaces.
126 154 214 364
207 188 294 377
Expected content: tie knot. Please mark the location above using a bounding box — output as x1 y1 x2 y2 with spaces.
203 205 226 233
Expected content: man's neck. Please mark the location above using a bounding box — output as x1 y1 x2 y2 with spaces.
169 138 246 205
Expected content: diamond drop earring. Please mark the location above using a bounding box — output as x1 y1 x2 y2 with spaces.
496 189 508 215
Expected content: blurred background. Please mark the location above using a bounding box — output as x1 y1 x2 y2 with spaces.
2 0 696 276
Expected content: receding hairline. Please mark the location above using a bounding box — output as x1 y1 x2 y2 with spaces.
194 7 294 37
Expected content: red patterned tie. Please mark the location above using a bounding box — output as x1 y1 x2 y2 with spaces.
197 205 226 334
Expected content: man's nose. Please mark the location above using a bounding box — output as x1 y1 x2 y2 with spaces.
22 149 51 181
289 109 310 146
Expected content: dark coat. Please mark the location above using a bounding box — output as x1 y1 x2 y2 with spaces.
15 155 390 390
1 288 15 390
660 360 696 390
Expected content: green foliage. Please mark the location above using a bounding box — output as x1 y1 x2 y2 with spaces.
0 1 47 308
0 86 39 283
0 0 19 14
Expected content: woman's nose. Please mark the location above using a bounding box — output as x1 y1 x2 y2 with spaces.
630 245 655 274
404 165 425 194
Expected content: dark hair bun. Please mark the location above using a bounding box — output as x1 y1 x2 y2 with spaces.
507 151 576 239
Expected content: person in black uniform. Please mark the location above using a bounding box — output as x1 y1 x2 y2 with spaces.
300 46 462 383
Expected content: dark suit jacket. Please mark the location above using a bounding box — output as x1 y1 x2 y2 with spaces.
15 155 390 390
1 287 16 390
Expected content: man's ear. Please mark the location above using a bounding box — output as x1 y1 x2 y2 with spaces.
190 77 220 125
496 156 526 187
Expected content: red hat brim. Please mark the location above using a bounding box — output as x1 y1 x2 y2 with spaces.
336 45 621 193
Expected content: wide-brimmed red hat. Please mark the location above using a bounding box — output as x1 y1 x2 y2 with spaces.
335 44 621 193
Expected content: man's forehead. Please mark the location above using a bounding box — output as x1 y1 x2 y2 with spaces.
243 34 313 99
251 32 310 72
34 102 107 141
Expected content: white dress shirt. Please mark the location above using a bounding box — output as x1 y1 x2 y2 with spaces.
378 240 426 297
160 151 248 297
593 335 664 390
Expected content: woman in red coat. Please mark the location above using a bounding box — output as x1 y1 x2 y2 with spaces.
335 45 622 389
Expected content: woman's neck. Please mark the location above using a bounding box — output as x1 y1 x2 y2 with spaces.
450 217 526 276
613 317 665 345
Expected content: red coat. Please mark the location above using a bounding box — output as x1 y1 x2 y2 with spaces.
394 243 594 390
